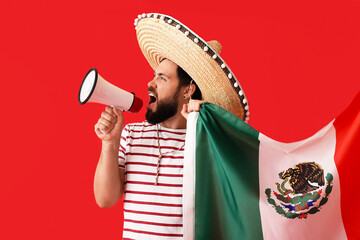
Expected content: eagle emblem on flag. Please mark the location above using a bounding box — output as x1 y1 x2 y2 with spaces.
265 162 334 219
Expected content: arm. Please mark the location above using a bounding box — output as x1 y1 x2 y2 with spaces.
93 106 125 208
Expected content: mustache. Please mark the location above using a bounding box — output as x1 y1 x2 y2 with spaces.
147 87 157 97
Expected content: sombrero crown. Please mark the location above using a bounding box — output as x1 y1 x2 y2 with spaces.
134 13 250 121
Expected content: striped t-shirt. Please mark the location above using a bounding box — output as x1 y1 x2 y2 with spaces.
118 121 186 240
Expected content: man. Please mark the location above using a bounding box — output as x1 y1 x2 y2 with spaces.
93 13 249 239
94 59 202 239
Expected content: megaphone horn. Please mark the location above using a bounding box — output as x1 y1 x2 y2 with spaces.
78 68 143 113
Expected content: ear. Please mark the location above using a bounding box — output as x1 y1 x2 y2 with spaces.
183 82 196 99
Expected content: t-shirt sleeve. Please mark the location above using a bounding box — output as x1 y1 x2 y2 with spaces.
118 125 130 169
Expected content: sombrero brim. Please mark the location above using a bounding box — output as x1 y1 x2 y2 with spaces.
135 13 249 121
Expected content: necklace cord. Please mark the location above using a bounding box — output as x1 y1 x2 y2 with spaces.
154 124 185 185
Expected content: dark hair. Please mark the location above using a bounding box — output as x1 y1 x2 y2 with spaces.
177 65 202 100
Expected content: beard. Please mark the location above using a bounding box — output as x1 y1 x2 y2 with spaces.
145 91 180 125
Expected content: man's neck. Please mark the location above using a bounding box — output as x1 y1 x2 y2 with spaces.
159 111 187 129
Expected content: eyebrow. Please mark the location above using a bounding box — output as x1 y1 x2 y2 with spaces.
154 71 170 79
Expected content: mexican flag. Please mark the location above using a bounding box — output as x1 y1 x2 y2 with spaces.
183 92 360 240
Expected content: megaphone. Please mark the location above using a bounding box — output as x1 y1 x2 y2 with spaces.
78 68 143 113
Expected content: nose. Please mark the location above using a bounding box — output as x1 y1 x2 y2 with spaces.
147 77 157 89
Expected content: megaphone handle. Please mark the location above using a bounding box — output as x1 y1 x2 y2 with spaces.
113 105 126 111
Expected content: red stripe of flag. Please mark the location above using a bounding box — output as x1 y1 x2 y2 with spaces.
333 91 360 240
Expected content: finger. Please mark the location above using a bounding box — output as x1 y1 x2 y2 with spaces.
187 100 193 112
112 107 124 130
94 123 110 135
97 118 115 130
113 106 123 117
101 111 117 123
95 127 108 135
199 100 205 106
105 106 117 117
181 103 189 119
95 121 111 131
187 100 197 112
195 102 202 111
189 100 204 112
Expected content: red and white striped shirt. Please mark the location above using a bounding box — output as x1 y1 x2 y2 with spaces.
118 121 186 240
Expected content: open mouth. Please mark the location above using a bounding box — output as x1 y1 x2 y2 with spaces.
148 92 157 106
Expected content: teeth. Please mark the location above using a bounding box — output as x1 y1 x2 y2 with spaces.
148 92 157 105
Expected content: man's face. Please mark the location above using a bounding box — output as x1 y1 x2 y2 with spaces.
145 59 184 124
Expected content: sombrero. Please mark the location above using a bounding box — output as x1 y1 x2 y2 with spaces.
134 13 250 121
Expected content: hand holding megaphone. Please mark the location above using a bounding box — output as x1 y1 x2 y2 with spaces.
79 68 143 135
94 105 124 140
78 68 143 113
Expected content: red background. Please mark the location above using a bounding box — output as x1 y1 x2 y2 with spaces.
1 0 359 239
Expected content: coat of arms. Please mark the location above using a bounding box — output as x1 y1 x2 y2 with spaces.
265 162 333 219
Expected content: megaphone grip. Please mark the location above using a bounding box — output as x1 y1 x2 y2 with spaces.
128 94 143 113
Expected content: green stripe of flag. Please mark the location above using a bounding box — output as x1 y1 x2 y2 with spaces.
194 103 263 240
